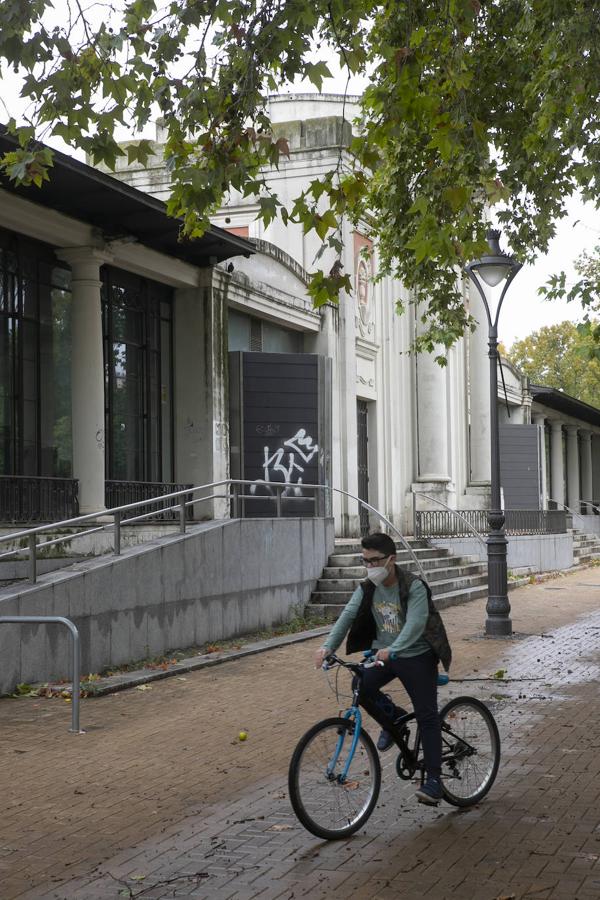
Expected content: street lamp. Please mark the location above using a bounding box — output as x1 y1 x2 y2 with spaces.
466 229 522 636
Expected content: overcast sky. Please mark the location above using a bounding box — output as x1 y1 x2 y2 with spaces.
1 34 598 349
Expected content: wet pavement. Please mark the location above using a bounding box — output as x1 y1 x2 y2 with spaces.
3 568 600 899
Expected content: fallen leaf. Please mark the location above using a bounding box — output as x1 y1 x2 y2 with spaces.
268 824 294 831
136 684 152 692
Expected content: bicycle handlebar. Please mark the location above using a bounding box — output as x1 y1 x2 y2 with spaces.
323 650 450 685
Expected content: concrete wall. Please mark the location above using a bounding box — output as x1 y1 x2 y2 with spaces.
430 533 574 573
0 517 334 694
573 514 600 536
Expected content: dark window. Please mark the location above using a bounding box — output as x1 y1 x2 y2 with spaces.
101 267 173 483
0 228 72 477
228 309 303 353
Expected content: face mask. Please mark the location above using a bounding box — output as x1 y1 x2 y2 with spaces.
367 557 391 585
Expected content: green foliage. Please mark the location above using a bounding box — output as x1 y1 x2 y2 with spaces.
541 245 600 355
505 321 600 407
2 0 600 349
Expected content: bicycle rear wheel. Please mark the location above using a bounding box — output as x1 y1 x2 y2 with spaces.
439 696 500 807
288 716 381 840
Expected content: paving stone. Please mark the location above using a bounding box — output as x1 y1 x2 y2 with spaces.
4 570 600 899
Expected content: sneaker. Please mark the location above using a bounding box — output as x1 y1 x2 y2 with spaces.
415 777 443 806
377 709 409 753
377 729 394 752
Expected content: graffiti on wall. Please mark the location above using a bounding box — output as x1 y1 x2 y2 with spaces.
250 428 319 497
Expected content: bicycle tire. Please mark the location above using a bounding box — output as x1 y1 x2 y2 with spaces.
288 716 381 840
439 696 500 807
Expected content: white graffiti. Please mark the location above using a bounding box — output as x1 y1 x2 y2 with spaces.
250 428 319 496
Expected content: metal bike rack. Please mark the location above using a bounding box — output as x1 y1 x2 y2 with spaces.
0 616 84 734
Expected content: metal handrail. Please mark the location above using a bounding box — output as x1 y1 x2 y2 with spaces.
547 498 580 518
0 616 83 734
579 499 600 515
413 493 487 548
329 487 426 580
0 479 427 583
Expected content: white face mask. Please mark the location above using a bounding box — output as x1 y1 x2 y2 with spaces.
366 556 391 585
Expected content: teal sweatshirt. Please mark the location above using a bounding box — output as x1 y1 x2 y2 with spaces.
323 577 431 657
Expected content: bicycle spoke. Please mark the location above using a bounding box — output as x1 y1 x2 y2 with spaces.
439 698 501 806
289 718 381 839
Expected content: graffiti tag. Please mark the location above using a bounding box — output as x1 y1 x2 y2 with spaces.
250 428 319 496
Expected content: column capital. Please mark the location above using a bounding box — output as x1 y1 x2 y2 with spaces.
550 419 564 433
56 246 114 282
580 430 593 443
565 423 579 436
533 414 546 426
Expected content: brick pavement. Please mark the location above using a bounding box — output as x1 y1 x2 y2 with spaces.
2 568 600 899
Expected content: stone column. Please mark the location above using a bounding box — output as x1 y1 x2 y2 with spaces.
550 420 565 507
580 431 593 513
175 271 229 519
566 425 580 513
468 281 491 483
415 320 450 484
533 415 547 509
57 248 110 516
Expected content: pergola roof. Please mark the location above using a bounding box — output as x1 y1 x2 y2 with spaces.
0 127 253 267
530 383 600 428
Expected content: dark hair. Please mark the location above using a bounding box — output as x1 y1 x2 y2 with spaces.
361 532 396 557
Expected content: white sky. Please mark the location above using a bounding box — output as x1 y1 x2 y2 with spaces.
1 28 598 348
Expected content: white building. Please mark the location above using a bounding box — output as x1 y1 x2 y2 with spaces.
2 96 599 538
106 94 519 536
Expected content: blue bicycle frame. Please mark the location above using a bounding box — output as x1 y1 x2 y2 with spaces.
324 651 449 782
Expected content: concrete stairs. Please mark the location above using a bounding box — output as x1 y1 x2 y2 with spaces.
572 529 600 566
308 538 488 621
0 521 184 588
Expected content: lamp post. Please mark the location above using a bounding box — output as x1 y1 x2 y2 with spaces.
466 229 521 636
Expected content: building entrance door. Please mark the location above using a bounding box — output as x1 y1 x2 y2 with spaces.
357 400 369 535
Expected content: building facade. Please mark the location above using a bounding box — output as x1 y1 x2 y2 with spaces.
107 94 515 536
0 127 253 523
2 95 599 537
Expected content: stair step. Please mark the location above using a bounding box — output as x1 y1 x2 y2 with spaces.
328 548 449 567
312 573 488 605
308 584 489 620
333 538 431 552
320 557 484 579
430 574 488 594
0 556 86 581
317 565 487 593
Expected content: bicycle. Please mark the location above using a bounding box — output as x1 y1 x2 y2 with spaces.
288 651 501 840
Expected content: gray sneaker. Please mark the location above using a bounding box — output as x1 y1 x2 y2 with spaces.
376 729 394 752
415 777 443 806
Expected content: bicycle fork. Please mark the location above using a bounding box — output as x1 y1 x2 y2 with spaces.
327 682 363 784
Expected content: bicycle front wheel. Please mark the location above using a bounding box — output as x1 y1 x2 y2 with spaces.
439 696 500 807
288 717 381 840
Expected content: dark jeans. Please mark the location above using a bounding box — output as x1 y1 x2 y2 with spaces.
359 649 441 779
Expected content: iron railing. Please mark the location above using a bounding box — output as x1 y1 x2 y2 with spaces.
105 480 194 522
0 475 79 524
0 479 427 584
414 507 567 538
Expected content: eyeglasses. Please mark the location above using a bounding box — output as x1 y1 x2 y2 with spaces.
360 555 389 566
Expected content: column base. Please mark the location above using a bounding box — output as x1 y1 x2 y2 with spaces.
485 617 513 637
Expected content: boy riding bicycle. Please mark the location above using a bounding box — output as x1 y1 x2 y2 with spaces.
314 532 452 805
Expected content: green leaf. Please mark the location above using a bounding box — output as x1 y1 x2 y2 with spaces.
303 60 332 92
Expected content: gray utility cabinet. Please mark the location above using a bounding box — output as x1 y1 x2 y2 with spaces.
499 423 543 510
229 352 332 517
